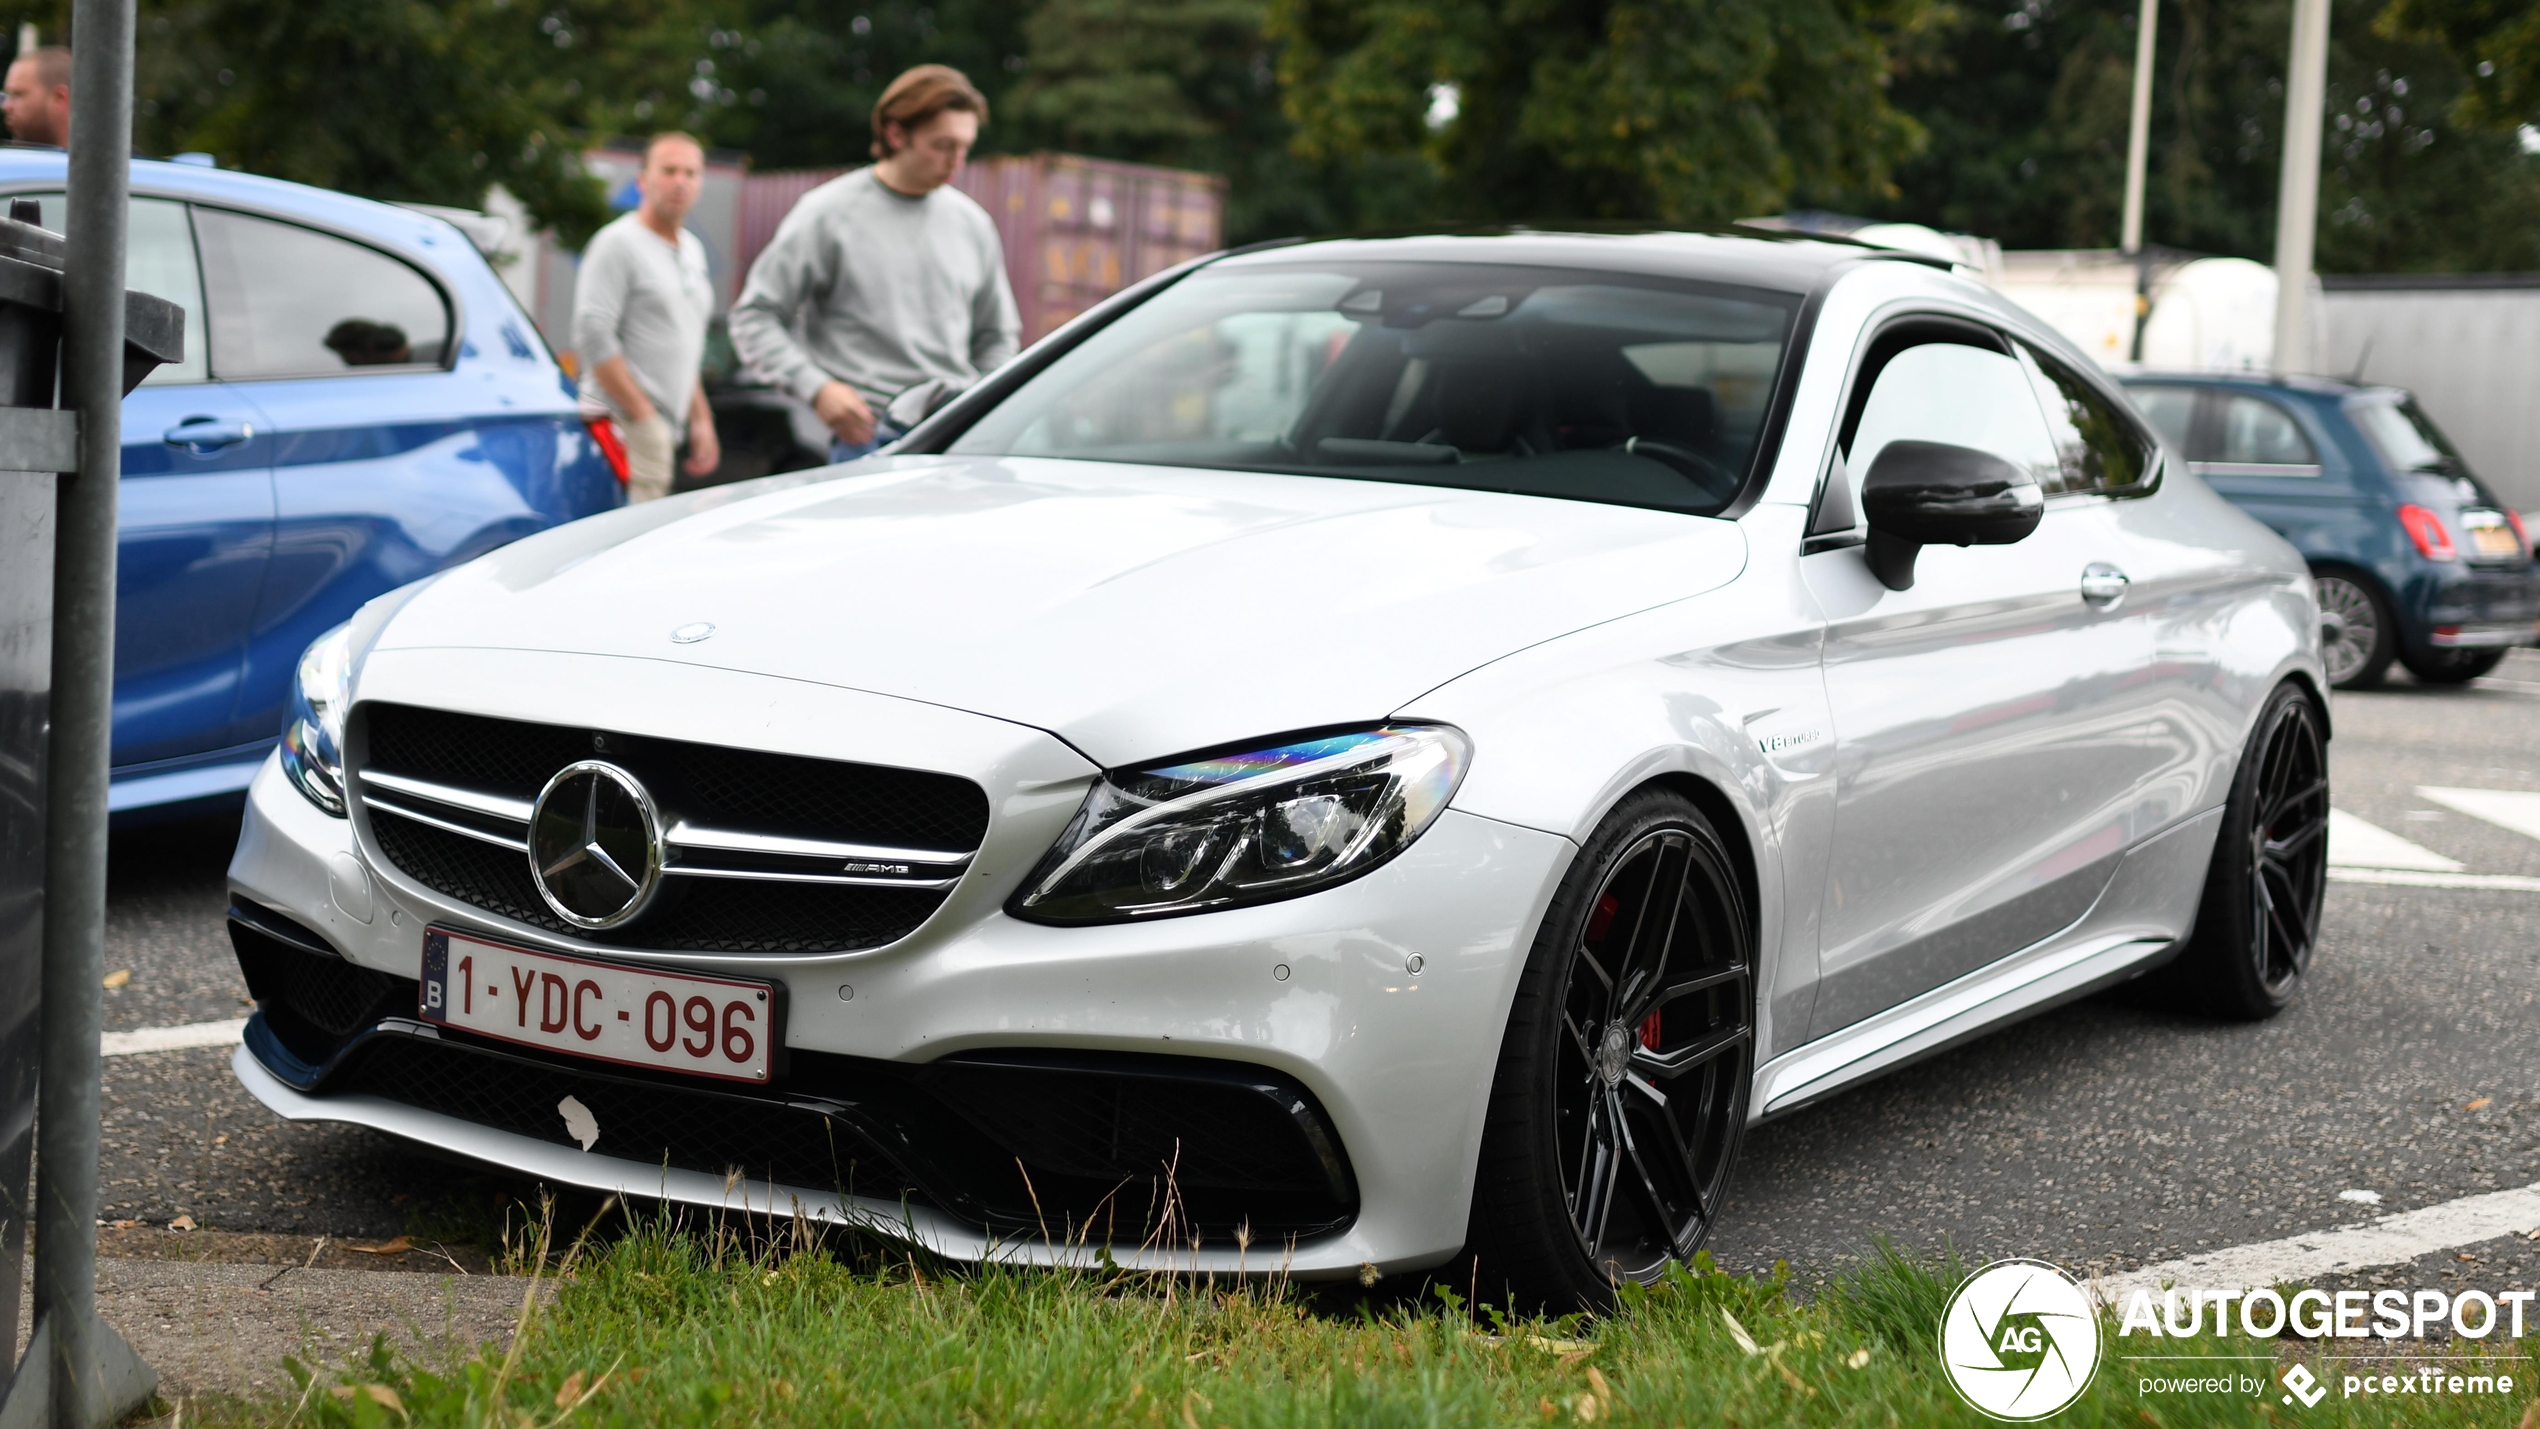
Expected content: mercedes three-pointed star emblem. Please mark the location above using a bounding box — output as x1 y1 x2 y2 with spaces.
527 760 664 929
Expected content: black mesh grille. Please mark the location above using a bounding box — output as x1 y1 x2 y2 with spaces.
228 908 415 1067
371 810 948 954
361 703 990 849
333 1036 916 1201
922 1062 1341 1196
358 702 985 955
366 706 588 801
679 743 988 849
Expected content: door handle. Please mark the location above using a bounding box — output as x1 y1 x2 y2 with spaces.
2080 562 2130 608
163 416 255 452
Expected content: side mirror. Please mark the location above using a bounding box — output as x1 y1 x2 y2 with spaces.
1859 439 2045 590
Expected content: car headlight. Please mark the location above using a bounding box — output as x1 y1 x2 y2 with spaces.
278 623 352 815
1010 725 1471 925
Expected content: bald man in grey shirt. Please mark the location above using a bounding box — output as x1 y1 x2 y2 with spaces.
731 67 1020 462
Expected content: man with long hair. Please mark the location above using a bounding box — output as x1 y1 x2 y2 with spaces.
731 64 1020 461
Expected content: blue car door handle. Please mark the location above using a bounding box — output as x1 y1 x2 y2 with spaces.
164 416 255 452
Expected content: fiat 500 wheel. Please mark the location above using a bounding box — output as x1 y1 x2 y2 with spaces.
1465 789 1754 1310
2312 571 2395 689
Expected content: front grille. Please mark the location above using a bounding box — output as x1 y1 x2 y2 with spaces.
280 1014 1357 1242
333 1035 918 1202
356 703 989 955
371 811 946 953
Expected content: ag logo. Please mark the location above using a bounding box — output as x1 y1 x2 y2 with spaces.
1938 1259 2101 1421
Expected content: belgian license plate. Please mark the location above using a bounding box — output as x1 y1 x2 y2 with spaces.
419 926 776 1084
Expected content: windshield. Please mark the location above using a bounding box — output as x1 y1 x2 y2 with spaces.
2349 394 2469 477
944 261 1802 516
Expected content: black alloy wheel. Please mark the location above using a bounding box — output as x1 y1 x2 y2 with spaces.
2399 645 2507 684
1466 790 1754 1309
2312 571 2395 688
2167 682 2329 1018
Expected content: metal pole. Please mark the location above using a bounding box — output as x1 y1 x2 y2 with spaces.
2120 0 2158 255
2272 0 2332 375
37 0 133 1422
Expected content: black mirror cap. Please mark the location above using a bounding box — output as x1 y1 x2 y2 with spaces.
1861 440 2045 545
1858 440 2045 590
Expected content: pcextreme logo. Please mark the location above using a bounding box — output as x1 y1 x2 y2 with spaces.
1939 1259 2103 1421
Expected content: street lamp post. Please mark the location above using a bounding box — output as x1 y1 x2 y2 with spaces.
2120 0 2160 361
2273 0 2333 375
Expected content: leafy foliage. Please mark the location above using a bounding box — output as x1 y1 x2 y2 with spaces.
1820 0 2540 272
1266 0 1930 226
2377 0 2540 131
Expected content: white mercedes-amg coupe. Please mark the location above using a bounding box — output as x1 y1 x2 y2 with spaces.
226 231 2328 1308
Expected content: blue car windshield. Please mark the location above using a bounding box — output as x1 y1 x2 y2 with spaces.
945 261 1802 516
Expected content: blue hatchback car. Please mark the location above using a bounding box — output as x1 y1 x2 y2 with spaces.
2120 372 2540 688
0 153 624 818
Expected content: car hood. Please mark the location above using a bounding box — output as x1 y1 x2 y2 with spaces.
372 455 1748 766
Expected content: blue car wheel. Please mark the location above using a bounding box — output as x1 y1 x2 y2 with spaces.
2313 569 2396 688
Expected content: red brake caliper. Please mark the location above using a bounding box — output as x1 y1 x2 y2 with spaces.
1638 1010 1662 1051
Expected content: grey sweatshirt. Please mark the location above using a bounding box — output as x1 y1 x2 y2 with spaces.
729 168 1021 409
572 212 714 439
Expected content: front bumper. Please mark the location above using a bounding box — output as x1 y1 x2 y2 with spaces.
229 747 1573 1276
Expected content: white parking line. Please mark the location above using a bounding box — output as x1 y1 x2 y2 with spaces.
2328 810 2463 872
2329 867 2540 892
101 1019 248 1057
2419 786 2540 845
2099 1181 2540 1303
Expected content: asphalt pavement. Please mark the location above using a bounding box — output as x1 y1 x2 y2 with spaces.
86 651 2540 1286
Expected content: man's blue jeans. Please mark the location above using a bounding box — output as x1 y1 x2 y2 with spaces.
829 418 906 464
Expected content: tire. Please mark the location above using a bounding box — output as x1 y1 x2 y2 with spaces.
1465 789 1754 1311
2398 646 2506 684
2312 569 2396 689
2166 682 2329 1019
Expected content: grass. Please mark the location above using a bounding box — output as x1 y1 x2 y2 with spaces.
176 1206 2540 1428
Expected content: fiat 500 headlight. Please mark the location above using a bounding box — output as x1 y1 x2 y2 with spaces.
1011 725 1472 925
278 622 352 815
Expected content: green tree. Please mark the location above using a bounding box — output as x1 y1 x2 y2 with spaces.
1266 0 1929 226
108 0 722 245
684 1 1031 171
2376 0 2540 130
1006 0 1437 242
1829 0 2540 272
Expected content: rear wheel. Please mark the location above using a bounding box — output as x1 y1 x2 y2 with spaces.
2166 682 2329 1018
2313 570 2395 689
1465 790 1753 1311
2399 646 2506 684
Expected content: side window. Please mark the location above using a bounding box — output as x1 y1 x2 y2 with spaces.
1836 339 2059 522
14 194 207 384
2127 384 2199 455
2016 342 2154 496
2211 393 2318 470
192 206 451 380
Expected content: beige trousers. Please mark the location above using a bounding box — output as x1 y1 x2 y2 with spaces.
620 412 676 503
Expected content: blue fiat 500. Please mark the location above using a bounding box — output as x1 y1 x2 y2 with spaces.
0 153 624 818
2120 372 2539 687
